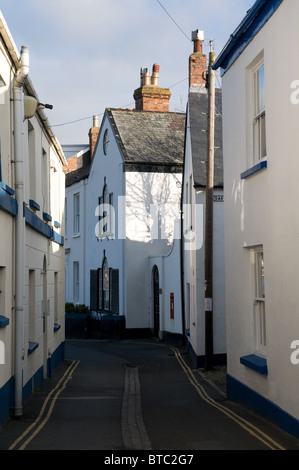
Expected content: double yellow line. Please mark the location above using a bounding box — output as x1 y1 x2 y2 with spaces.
9 359 79 450
169 346 285 451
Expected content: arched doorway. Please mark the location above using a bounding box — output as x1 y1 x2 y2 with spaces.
152 266 160 337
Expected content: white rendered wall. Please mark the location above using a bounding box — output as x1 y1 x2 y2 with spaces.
222 0 299 420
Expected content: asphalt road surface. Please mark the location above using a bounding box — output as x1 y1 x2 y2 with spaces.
1 339 299 454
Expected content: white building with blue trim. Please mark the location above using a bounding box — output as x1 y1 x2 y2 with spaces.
214 0 299 438
181 31 226 369
0 12 66 426
64 65 185 341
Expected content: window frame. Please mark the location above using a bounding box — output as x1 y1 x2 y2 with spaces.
252 247 267 357
73 192 80 236
253 63 267 162
246 52 267 171
102 257 110 311
73 261 80 305
97 184 114 239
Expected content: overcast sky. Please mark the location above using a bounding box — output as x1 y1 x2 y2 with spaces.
0 0 254 145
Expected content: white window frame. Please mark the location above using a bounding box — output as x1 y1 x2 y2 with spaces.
97 184 114 239
65 197 68 239
253 63 266 162
252 247 266 356
73 262 79 305
73 193 80 236
102 258 110 311
246 53 267 168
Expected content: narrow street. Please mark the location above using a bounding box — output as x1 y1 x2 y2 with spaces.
1 339 299 454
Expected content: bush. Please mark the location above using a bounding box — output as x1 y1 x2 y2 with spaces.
65 303 89 314
65 302 75 313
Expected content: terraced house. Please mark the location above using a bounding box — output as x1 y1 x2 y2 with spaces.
214 0 299 438
0 12 66 426
65 64 185 341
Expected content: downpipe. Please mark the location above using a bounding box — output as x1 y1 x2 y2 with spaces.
13 46 29 417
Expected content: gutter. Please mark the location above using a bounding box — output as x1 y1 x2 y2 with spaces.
13 45 30 417
213 0 284 73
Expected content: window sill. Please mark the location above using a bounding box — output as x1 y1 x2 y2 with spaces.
29 199 40 211
28 341 39 355
0 315 9 328
240 354 268 375
43 212 52 223
241 160 267 180
0 182 14 195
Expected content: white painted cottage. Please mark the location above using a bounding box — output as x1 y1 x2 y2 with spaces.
65 65 185 340
0 12 66 426
181 31 226 368
214 0 299 438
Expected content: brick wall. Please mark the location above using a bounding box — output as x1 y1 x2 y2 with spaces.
189 52 207 87
134 86 171 112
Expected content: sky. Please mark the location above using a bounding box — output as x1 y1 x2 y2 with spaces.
0 0 254 146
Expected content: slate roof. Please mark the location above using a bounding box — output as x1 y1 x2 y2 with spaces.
188 88 223 188
107 108 186 172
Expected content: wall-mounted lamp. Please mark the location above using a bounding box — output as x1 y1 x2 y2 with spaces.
38 102 53 110
23 97 54 120
24 96 38 119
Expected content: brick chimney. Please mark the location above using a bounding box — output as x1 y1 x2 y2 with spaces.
134 64 171 112
189 30 207 88
89 115 100 159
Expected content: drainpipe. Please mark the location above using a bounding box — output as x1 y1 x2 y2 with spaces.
13 46 29 417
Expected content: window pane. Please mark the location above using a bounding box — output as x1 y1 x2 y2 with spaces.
260 113 267 158
103 259 109 310
74 262 79 303
256 251 265 298
74 194 80 234
258 65 265 113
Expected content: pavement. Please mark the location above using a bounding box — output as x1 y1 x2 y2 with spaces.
199 365 227 396
1 339 299 452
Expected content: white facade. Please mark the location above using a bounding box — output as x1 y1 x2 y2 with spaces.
66 108 185 339
0 12 66 425
182 86 226 367
65 176 88 306
87 111 183 337
214 0 299 437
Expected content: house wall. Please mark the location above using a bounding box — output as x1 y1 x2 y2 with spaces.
0 20 65 425
65 178 87 306
86 115 126 317
182 106 226 365
149 225 183 339
125 171 182 330
0 37 16 399
221 0 299 422
0 211 14 391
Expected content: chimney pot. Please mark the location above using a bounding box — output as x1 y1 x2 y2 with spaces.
93 115 99 127
192 29 204 53
152 63 160 73
134 63 170 112
151 63 160 86
140 67 148 86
